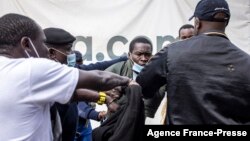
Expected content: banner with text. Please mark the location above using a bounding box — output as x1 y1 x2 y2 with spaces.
1 0 249 63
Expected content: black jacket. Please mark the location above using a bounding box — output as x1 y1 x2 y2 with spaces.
92 85 145 141
137 33 250 124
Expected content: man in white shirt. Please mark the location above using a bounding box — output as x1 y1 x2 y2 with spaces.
0 13 133 141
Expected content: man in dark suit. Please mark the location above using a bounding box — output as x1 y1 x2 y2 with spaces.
137 0 250 124
44 27 127 141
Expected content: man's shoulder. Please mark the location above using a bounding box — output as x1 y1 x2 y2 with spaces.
28 57 55 64
105 61 127 73
28 58 61 69
28 58 78 77
169 36 199 47
2 57 56 69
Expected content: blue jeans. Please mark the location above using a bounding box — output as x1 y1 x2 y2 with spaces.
75 120 92 141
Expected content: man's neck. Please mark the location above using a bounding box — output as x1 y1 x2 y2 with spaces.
0 46 16 58
0 53 13 58
199 29 225 35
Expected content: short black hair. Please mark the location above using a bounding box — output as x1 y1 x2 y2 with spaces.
0 13 40 47
129 36 153 53
178 24 194 37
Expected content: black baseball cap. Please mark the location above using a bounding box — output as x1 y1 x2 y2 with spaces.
189 0 230 22
44 28 76 45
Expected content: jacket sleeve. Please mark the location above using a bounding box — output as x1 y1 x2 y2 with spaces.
144 86 165 118
77 56 128 71
136 47 168 98
78 102 99 121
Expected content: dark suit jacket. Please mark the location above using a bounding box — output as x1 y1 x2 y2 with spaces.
93 85 145 141
137 33 250 124
51 56 128 141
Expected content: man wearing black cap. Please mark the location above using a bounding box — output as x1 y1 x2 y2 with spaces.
44 28 127 70
136 0 250 124
0 13 134 141
44 27 81 141
44 28 77 67
44 27 128 141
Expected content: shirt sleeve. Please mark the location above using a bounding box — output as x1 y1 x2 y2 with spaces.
27 58 79 105
136 47 168 98
78 102 99 120
78 56 128 71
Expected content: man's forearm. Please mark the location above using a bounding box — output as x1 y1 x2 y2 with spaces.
96 71 130 91
72 89 119 112
77 70 130 91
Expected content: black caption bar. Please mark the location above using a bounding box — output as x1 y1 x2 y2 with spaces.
142 125 250 140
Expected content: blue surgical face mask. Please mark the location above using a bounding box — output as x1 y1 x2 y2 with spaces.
132 62 144 73
49 48 76 67
67 53 76 67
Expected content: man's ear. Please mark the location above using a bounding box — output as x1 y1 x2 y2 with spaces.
128 52 132 60
48 48 56 60
195 18 201 30
128 52 131 57
20 37 31 52
194 17 201 35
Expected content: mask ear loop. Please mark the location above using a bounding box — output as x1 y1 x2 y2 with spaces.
47 48 60 62
28 38 40 58
50 48 68 56
24 50 31 58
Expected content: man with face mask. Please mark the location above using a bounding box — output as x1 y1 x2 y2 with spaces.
105 36 165 120
44 27 82 141
0 13 135 141
44 28 128 70
44 27 128 141
106 36 153 82
44 27 81 68
136 0 250 124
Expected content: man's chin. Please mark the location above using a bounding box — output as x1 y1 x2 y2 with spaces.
140 64 146 66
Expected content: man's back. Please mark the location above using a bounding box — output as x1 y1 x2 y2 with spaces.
166 34 250 124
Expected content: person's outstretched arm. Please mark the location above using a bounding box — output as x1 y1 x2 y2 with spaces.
73 89 119 111
76 70 130 91
77 56 127 71
77 102 100 120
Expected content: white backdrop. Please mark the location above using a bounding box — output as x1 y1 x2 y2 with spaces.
0 0 249 63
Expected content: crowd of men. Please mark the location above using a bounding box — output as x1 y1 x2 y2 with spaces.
0 0 249 141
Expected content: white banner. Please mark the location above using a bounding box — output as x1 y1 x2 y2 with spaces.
0 0 249 63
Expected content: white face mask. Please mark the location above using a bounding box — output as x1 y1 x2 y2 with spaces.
24 38 40 58
66 53 76 67
132 62 144 73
